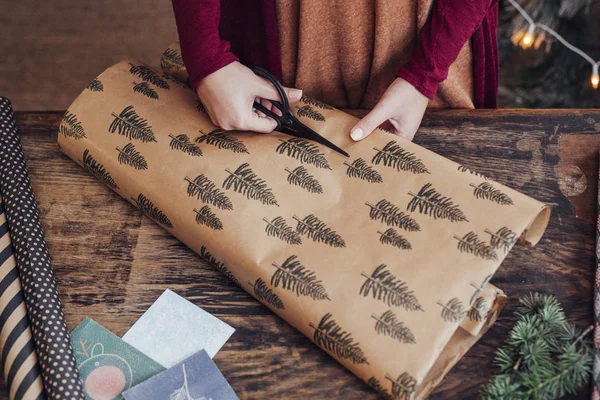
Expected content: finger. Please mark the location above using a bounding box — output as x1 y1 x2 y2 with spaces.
255 97 267 118
246 113 278 134
255 77 302 103
283 86 303 103
350 103 391 141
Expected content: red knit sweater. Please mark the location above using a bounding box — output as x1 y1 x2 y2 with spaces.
171 0 499 108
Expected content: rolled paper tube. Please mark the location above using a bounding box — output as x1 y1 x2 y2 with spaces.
0 97 84 399
58 55 550 399
0 196 46 400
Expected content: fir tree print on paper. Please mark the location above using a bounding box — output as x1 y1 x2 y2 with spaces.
199 246 239 286
454 231 498 260
185 175 233 210
378 228 412 250
295 105 325 121
59 111 86 139
109 105 157 143
471 182 514 205
195 129 249 154
87 78 104 92
407 183 468 222
276 137 331 169
169 134 203 157
372 310 415 344
438 298 466 323
469 274 492 304
285 166 323 193
310 313 368 365
193 206 223 230
367 377 395 400
132 81 158 100
263 216 302 245
293 214 345 248
163 73 191 90
301 96 333 110
196 99 206 113
485 226 517 253
386 373 417 400
223 163 279 206
468 297 489 322
366 199 420 232
372 141 429 174
128 62 170 89
249 278 284 309
457 164 489 180
161 48 184 71
132 193 173 229
116 143 148 170
344 158 382 183
80 149 118 189
359 264 423 311
271 255 330 300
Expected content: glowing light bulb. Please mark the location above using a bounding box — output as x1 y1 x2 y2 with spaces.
592 64 599 89
520 24 536 49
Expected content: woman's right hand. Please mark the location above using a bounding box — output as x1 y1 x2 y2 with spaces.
196 61 302 133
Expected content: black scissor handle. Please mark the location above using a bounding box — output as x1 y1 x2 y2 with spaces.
248 65 289 112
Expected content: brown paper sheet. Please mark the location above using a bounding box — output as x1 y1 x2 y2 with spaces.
57 46 550 399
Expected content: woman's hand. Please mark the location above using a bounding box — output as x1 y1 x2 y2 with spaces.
350 77 429 142
197 61 302 133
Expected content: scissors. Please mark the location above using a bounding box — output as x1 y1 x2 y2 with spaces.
249 65 349 158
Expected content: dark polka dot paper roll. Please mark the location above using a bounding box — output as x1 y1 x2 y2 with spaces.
0 97 84 399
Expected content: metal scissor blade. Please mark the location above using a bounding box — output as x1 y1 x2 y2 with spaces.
284 123 350 158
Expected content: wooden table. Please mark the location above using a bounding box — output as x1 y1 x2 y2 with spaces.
3 109 599 399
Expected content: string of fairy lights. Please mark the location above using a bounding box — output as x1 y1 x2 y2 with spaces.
507 0 599 89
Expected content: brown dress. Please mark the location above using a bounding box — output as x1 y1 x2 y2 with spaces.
275 0 474 109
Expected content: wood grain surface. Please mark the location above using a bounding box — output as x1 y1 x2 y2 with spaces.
2 109 599 399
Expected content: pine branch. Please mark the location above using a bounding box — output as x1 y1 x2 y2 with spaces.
249 278 284 309
486 227 518 253
128 62 170 89
185 175 233 210
310 313 369 365
161 48 184 71
471 183 514 205
366 199 420 232
199 246 239 286
344 159 383 183
454 231 498 260
468 297 490 322
117 143 148 170
378 228 412 250
372 141 429 174
293 214 345 248
372 310 416 344
196 129 249 154
193 206 223 230
276 138 331 169
295 105 325 121
109 105 157 143
132 193 173 228
132 81 159 100
359 264 423 311
263 217 302 245
80 149 119 189
59 111 86 139
407 183 468 222
169 134 203 157
285 166 323 193
301 96 333 110
367 377 395 400
386 373 418 400
223 163 279 206
271 255 329 300
87 78 104 92
457 165 489 180
438 298 466 323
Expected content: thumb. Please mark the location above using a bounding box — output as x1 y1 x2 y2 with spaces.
283 87 303 103
350 104 390 141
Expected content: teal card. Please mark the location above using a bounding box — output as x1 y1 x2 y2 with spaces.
71 318 164 400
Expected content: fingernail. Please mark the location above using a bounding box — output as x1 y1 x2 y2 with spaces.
351 127 364 141
290 89 302 100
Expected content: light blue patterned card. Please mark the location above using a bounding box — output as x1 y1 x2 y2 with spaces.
122 289 235 367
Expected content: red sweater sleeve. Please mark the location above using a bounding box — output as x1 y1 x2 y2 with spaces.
397 0 497 99
171 0 238 90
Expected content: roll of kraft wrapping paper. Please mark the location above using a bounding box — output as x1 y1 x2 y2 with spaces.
0 194 46 400
58 52 550 399
0 97 84 399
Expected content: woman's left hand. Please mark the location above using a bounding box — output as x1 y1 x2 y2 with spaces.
350 77 429 142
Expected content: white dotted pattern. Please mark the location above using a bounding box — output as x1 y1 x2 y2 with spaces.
0 97 84 399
